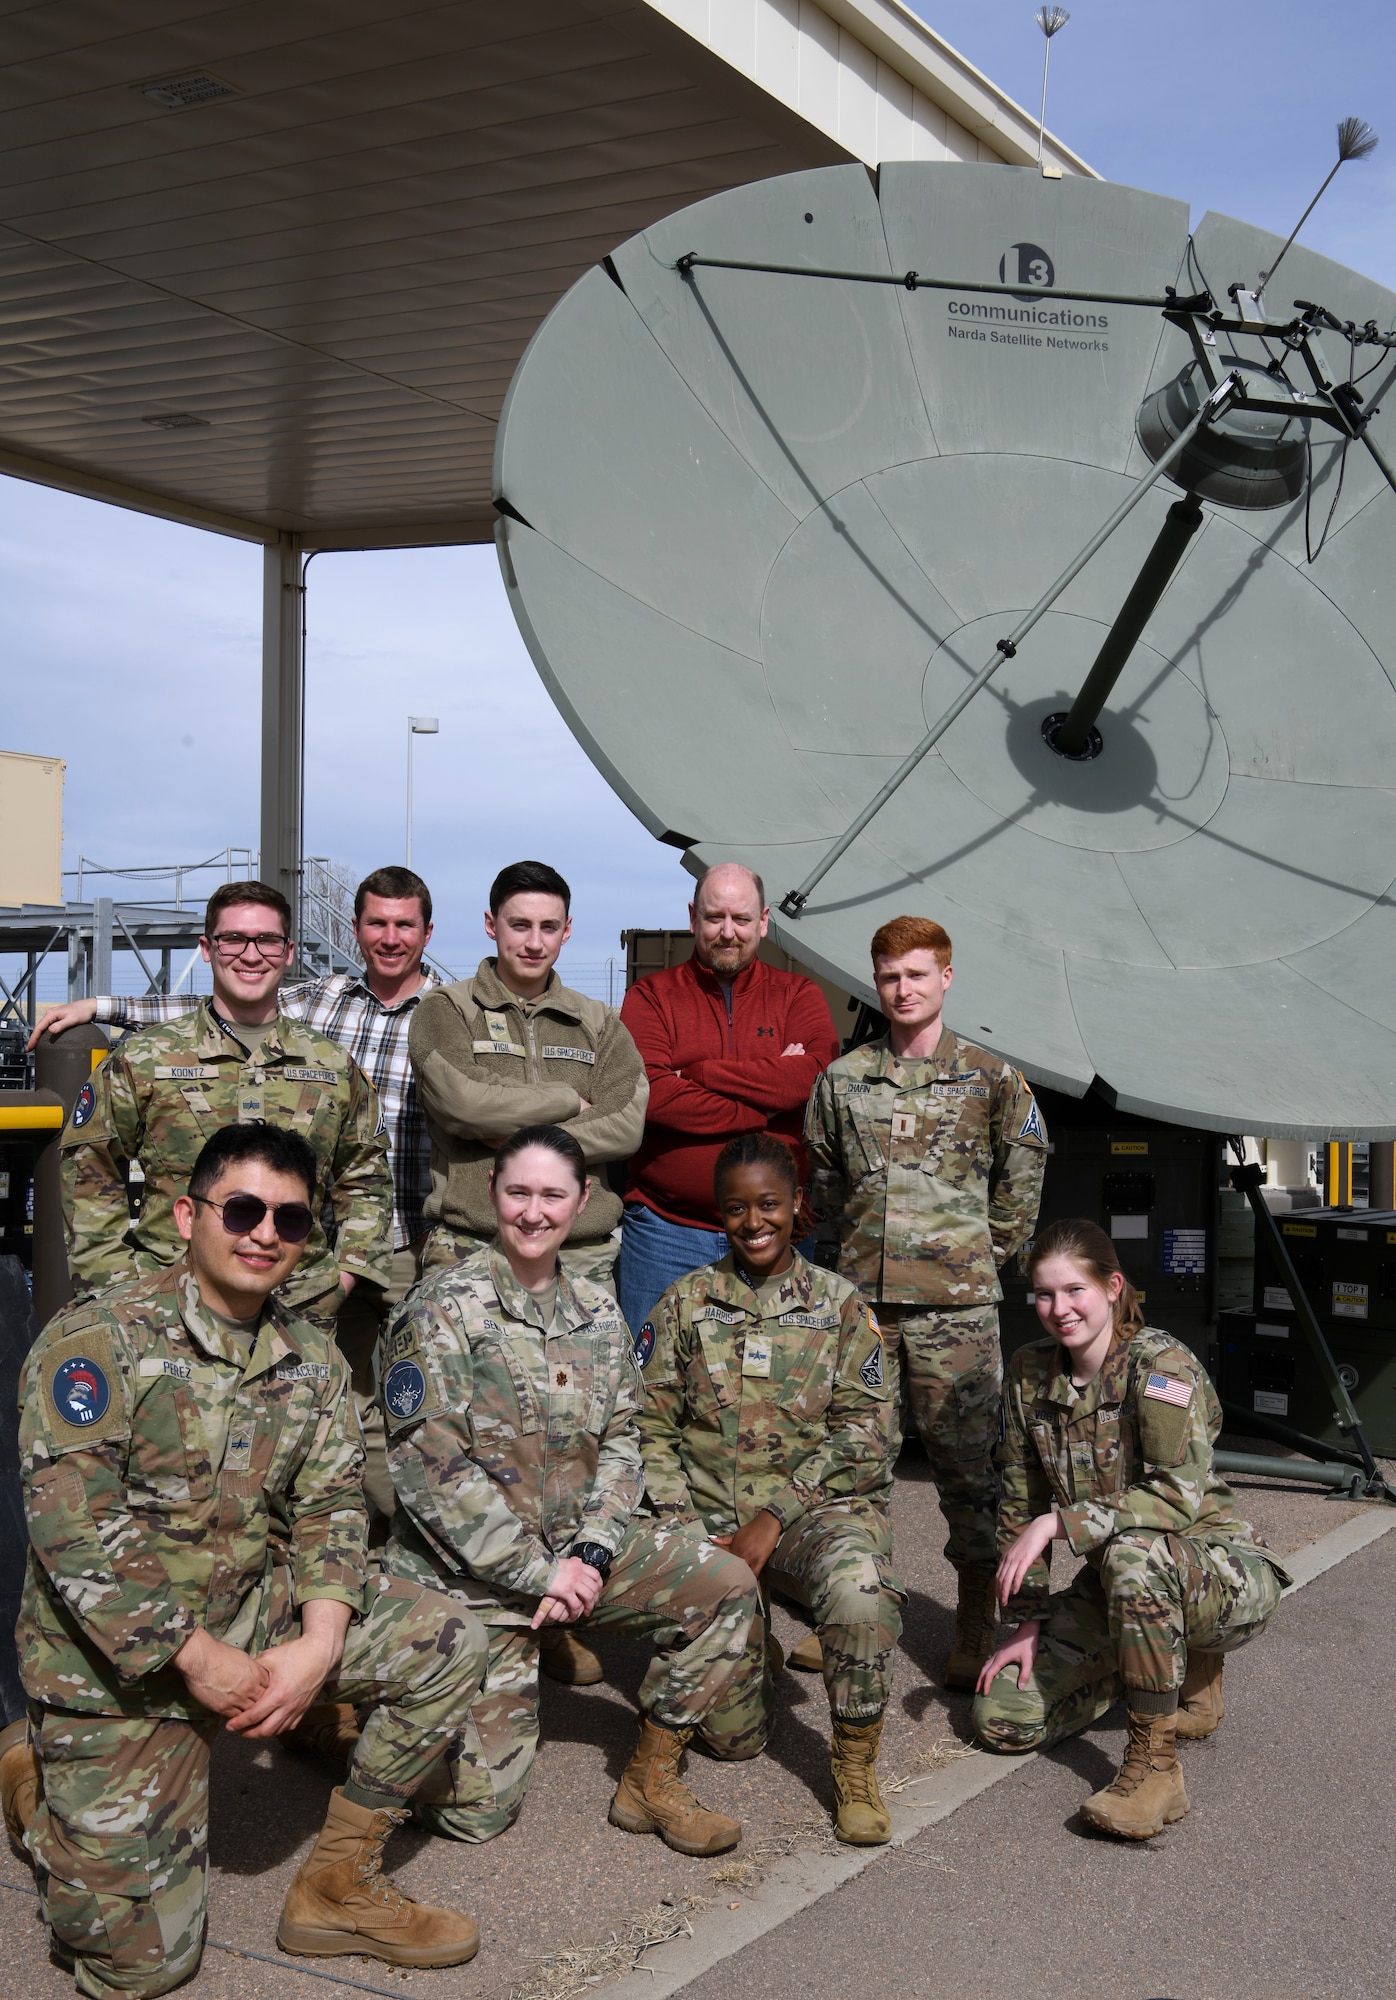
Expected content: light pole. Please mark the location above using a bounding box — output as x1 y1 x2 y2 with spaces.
406 715 439 868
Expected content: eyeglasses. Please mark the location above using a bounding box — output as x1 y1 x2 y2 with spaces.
193 1193 315 1242
207 932 291 960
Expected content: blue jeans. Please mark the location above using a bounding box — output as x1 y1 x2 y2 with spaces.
618 1202 728 1336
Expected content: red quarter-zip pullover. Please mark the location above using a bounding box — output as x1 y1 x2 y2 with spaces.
621 955 840 1228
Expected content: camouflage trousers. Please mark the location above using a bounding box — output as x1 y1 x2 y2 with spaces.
335 1242 425 1541
973 1530 1287 1753
420 1224 621 1287
414 1517 757 1843
879 1302 1001 1570
700 1499 906 1758
29 1576 486 1998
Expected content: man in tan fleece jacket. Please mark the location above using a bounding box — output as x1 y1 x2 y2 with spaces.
409 861 647 1287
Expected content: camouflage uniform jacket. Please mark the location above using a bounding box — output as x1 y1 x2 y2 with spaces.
409 958 648 1246
803 1026 1047 1305
381 1247 643 1624
60 998 393 1308
997 1327 1290 1624
18 1258 367 1719
636 1252 895 1537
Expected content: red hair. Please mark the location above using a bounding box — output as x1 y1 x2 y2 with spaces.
870 916 951 970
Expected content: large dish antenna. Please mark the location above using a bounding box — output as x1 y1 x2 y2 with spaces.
494 164 1396 1139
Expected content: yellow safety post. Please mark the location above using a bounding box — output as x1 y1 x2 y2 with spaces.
1324 1141 1354 1208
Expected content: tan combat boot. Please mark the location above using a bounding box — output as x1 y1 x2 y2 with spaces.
277 1788 480 1967
831 1716 892 1846
0 1719 40 1861
1174 1651 1225 1741
539 1627 605 1686
944 1564 999 1690
284 1702 362 1766
787 1632 824 1673
609 1719 742 1856
1080 1708 1189 1840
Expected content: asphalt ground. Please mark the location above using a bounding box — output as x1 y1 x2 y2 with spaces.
680 1518 1396 2000
0 1442 1383 2000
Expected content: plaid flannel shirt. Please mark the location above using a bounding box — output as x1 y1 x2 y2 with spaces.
93 969 441 1250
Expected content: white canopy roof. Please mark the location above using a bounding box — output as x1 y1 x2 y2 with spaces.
0 0 1088 550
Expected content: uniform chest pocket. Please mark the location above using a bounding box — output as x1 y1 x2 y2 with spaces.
128 1378 214 1508
279 1078 338 1143
690 1319 741 1413
842 1096 887 1181
258 1379 327 1493
471 1331 544 1437
1092 1410 1124 1487
1029 1419 1072 1506
919 1091 988 1178
774 1325 838 1418
175 1081 223 1129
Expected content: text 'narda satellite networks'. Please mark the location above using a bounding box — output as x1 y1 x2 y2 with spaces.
494 163 1396 1141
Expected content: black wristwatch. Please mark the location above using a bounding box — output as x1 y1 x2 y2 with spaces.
569 1540 614 1582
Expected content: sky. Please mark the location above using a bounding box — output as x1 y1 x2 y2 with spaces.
4 0 1395 995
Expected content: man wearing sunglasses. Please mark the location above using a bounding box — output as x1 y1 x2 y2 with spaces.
13 1123 486 1990
39 868 439 1550
58 880 393 1335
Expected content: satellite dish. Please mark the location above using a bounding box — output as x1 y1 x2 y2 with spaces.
493 163 1396 1140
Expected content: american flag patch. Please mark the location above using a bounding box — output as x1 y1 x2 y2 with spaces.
1144 1372 1191 1407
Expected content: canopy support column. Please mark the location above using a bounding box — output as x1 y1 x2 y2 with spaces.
260 533 305 932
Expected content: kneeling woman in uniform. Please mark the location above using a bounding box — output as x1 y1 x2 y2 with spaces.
381 1124 761 1857
973 1217 1290 1839
635 1132 904 1845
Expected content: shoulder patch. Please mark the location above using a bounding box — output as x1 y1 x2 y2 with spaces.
1017 1096 1047 1144
858 1343 886 1393
71 1080 96 1129
635 1320 656 1368
382 1356 430 1428
41 1327 126 1450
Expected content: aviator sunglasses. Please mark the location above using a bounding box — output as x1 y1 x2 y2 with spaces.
193 1193 315 1243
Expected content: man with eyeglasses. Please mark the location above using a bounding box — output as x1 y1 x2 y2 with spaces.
13 1122 485 1990
58 880 393 1335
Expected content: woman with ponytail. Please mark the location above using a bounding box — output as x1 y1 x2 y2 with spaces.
972 1218 1290 1840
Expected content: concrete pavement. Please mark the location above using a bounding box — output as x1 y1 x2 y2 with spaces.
0 1450 1386 2000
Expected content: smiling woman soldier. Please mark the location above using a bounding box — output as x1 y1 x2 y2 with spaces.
974 1218 1291 1840
378 1124 759 1856
635 1132 903 1845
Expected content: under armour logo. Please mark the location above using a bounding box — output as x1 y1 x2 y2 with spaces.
755 1025 776 1037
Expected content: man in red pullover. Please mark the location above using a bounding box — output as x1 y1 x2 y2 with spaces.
618 864 839 1335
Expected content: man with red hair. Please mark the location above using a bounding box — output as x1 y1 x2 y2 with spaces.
805 916 1047 1690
